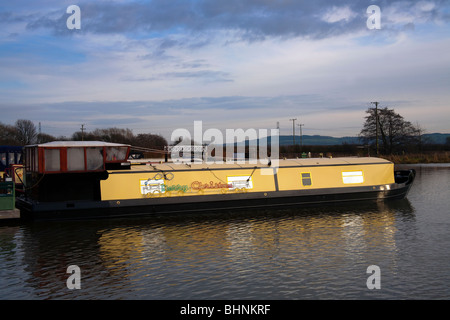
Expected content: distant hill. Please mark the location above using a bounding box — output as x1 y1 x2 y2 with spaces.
422 133 450 145
235 133 450 146
279 135 360 146
279 133 449 146
288 133 449 146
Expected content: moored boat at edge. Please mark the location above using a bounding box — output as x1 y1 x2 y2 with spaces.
15 141 415 220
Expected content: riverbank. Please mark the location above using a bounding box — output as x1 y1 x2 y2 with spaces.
381 152 450 164
0 209 20 224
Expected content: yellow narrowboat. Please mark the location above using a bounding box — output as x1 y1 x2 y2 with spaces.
16 141 415 220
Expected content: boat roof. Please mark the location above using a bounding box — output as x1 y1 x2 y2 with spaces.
126 157 392 172
26 141 131 148
0 145 23 152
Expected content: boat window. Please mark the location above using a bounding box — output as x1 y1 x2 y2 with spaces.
25 148 33 171
301 172 312 186
44 149 60 172
140 179 165 195
8 153 15 165
33 148 38 172
106 147 128 162
86 147 104 170
342 171 364 184
67 148 85 171
25 149 30 171
227 176 253 190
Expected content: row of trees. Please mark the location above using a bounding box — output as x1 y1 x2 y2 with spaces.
0 120 168 150
1 119 41 146
1 106 429 155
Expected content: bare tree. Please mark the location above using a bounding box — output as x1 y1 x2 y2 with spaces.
37 132 57 144
134 133 168 150
0 122 18 145
360 107 421 154
71 131 97 141
91 127 134 144
15 119 37 146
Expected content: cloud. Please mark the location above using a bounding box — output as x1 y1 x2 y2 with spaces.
125 70 233 83
321 6 358 24
10 0 447 40
1 0 450 139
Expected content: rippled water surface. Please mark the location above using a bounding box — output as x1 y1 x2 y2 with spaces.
1 164 449 300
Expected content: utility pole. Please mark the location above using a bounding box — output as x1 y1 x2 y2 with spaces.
297 123 304 151
38 122 41 143
371 102 379 156
289 118 297 145
81 124 85 141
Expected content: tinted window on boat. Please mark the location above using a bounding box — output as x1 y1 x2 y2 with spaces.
44 149 60 172
86 147 104 170
301 173 312 186
106 147 128 162
67 147 85 171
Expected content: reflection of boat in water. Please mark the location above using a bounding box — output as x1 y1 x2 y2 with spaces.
95 199 415 281
5 193 416 299
16 141 415 220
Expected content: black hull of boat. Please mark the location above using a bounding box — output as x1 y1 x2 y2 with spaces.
16 170 415 221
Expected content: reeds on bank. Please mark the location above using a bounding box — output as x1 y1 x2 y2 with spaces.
381 152 450 164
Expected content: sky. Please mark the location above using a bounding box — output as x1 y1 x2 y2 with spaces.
1 0 449 142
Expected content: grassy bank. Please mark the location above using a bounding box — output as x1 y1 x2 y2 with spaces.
380 152 450 164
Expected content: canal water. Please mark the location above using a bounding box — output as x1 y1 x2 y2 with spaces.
0 164 449 300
